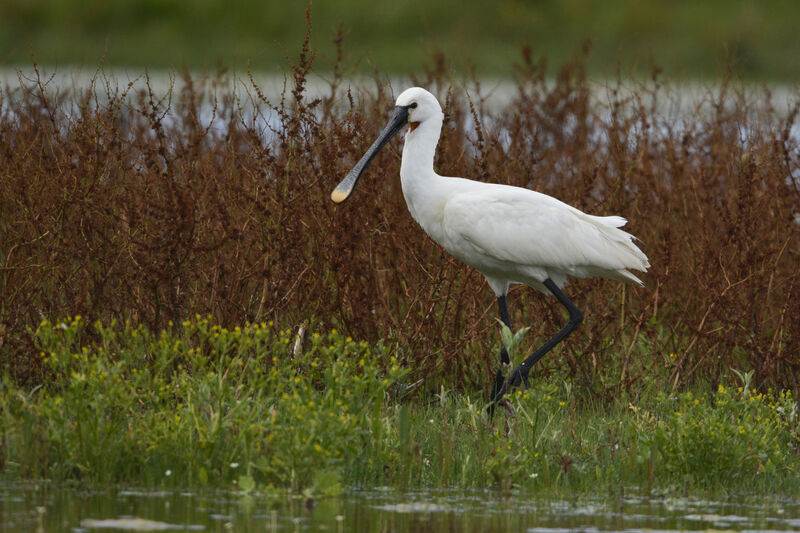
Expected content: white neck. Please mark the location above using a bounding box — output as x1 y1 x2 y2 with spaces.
399 115 447 235
400 118 441 178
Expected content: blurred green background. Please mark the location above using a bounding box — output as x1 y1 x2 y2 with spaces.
1 0 798 79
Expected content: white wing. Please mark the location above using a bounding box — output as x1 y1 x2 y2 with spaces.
439 182 649 289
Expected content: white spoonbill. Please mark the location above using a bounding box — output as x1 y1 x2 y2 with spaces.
331 87 649 407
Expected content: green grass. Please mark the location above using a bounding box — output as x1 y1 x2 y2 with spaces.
1 0 799 79
2 317 799 496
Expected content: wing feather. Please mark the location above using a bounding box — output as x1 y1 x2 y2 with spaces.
439 184 648 287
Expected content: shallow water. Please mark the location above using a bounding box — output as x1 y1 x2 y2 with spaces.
3 485 800 532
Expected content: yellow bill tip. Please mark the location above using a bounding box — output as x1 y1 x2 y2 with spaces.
330 188 350 204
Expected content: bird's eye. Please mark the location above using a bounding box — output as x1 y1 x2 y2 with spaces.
409 102 418 109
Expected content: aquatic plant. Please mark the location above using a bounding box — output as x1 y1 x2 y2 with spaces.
1 318 799 495
1 317 404 491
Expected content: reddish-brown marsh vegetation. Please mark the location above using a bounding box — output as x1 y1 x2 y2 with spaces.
1 51 798 397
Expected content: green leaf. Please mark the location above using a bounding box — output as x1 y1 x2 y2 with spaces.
238 474 256 493
313 469 343 497
497 319 514 355
513 326 531 348
497 320 530 362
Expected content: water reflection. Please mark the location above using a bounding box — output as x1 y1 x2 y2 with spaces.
2 484 800 532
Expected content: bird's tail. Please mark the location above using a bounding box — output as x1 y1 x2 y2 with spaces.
594 216 650 285
597 215 628 229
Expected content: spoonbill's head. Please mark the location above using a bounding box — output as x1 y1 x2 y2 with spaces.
330 87 441 204
395 87 444 132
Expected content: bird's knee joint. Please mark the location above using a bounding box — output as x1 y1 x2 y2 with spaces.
569 309 584 328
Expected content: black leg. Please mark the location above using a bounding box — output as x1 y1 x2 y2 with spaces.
491 278 583 406
488 295 512 414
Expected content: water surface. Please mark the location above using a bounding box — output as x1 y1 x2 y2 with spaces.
3 484 800 532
